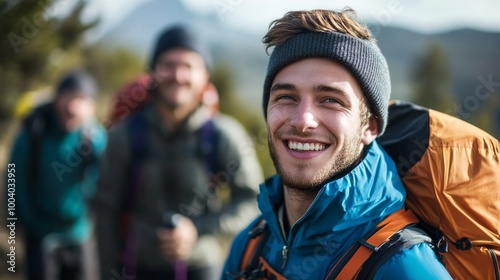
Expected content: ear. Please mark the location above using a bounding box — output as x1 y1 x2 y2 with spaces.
202 78 212 91
361 117 379 145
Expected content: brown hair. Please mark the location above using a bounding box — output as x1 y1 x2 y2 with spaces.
263 8 373 53
359 96 373 127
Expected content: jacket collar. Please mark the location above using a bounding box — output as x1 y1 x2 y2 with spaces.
258 141 406 243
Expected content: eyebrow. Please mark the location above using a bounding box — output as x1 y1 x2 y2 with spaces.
270 83 349 98
314 84 347 97
270 83 297 93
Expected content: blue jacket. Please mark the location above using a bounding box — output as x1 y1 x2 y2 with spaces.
222 141 451 279
9 105 107 245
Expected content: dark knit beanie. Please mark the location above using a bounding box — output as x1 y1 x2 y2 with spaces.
56 70 97 99
149 25 212 71
263 32 391 135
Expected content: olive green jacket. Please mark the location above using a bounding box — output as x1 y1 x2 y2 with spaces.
95 104 263 277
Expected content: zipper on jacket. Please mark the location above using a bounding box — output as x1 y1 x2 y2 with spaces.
282 245 289 269
279 189 319 270
488 248 500 280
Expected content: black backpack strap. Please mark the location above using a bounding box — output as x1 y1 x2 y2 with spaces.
125 109 148 209
79 123 99 185
121 109 148 274
357 224 434 279
24 103 53 185
198 118 226 211
198 118 218 176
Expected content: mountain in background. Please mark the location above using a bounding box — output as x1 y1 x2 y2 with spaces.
374 26 500 103
99 0 500 132
100 0 267 106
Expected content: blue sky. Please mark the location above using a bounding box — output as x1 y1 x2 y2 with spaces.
182 0 500 33
53 0 500 42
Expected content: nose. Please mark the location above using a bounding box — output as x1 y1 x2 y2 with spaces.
168 65 191 84
171 67 184 83
289 100 318 132
156 64 188 84
67 98 81 114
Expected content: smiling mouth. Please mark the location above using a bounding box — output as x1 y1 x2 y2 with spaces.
286 140 328 151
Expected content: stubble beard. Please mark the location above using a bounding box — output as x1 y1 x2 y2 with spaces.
268 126 364 194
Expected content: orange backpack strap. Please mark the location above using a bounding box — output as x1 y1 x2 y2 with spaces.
240 219 267 271
227 218 271 279
332 209 420 279
235 219 291 280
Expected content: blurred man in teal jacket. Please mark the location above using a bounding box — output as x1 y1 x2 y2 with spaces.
8 70 107 280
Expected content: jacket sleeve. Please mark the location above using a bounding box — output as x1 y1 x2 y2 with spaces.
94 123 130 280
373 242 453 280
192 115 263 237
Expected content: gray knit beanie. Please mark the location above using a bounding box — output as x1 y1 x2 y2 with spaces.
262 32 391 135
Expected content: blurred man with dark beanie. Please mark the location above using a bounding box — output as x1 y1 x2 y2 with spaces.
95 26 263 280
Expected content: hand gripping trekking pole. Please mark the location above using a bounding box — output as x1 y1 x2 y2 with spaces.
162 212 187 280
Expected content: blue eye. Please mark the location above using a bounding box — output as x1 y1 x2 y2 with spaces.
274 95 296 102
324 98 339 103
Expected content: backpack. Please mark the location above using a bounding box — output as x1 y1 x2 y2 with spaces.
235 100 500 279
119 108 220 274
379 100 500 279
107 74 153 128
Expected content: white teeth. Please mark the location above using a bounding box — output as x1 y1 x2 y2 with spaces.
287 141 326 151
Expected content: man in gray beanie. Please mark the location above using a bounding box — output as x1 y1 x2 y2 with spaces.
95 25 263 280
222 9 452 279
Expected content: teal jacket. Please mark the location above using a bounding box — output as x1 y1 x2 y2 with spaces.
8 105 107 245
222 141 452 279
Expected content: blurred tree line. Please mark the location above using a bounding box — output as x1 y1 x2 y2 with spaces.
0 0 144 124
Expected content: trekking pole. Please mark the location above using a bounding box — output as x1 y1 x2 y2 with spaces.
162 212 187 280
